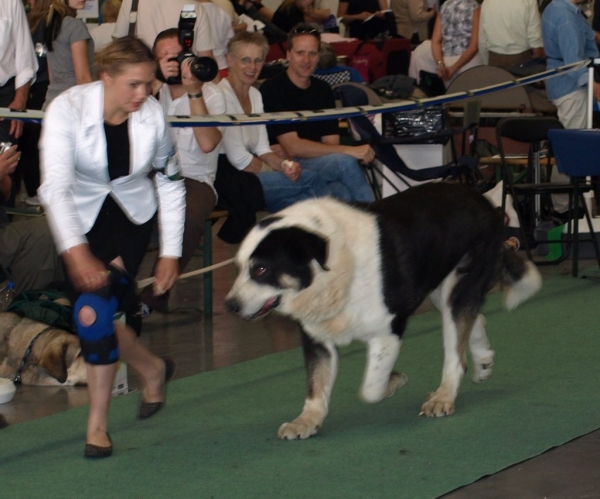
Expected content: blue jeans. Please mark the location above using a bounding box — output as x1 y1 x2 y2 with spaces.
298 154 375 203
257 169 330 213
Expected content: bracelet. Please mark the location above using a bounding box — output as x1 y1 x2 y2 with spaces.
436 60 445 70
188 91 203 100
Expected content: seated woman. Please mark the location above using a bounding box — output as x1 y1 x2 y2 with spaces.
272 0 331 33
216 31 330 231
337 0 392 39
409 0 483 86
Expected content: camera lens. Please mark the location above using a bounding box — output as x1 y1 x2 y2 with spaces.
189 56 218 83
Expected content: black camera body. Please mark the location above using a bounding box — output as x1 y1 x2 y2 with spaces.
160 4 218 85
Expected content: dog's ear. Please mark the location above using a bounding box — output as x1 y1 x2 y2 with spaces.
296 229 329 271
38 341 69 384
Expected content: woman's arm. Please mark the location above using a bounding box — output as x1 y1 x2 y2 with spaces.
430 15 445 77
71 40 93 84
443 6 480 81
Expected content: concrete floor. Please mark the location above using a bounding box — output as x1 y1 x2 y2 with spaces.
1 220 600 498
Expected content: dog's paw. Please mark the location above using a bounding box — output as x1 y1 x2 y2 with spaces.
419 392 455 418
472 357 494 384
278 418 321 440
383 371 408 399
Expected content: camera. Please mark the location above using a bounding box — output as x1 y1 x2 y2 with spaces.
0 142 12 155
159 4 218 85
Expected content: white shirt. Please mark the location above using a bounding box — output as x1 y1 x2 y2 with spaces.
158 82 226 196
89 22 116 52
0 0 38 88
211 0 239 24
39 81 186 258
113 0 215 54
218 79 272 170
201 2 234 69
479 0 543 63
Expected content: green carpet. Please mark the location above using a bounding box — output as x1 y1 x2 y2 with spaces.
1 275 599 499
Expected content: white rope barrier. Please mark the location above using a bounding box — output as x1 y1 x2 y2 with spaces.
0 60 589 127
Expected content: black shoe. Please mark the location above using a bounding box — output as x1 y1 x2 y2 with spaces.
138 358 177 420
84 434 113 458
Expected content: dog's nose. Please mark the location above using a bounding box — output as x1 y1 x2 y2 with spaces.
225 297 241 314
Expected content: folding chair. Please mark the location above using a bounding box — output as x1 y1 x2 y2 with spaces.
497 117 600 275
333 83 481 197
547 128 600 277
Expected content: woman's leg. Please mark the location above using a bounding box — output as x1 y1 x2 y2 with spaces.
85 363 117 447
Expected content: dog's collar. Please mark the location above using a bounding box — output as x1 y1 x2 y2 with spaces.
13 326 52 385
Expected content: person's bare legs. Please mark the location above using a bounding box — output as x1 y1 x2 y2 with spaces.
85 363 117 447
114 321 165 404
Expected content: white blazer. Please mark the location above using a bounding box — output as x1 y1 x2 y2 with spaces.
39 81 186 258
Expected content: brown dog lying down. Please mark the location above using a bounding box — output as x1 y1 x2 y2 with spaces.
0 312 86 386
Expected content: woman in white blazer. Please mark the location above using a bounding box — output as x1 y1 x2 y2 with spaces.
39 37 186 458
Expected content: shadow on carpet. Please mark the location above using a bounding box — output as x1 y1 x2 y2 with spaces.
1 275 599 499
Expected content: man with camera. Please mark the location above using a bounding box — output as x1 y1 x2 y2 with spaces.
141 28 224 312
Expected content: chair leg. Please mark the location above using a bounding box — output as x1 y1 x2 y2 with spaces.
203 219 213 319
577 185 600 278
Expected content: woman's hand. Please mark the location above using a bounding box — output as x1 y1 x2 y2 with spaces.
62 244 110 292
0 144 20 182
153 257 180 296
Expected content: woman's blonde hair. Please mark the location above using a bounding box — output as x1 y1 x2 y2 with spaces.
27 0 53 33
226 31 269 60
95 36 156 77
44 0 77 51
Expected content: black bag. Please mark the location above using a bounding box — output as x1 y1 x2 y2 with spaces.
382 105 446 143
418 70 446 97
370 74 415 99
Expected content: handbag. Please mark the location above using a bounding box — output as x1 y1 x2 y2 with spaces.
382 105 447 144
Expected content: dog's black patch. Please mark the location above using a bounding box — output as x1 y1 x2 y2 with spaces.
257 216 282 229
250 227 328 290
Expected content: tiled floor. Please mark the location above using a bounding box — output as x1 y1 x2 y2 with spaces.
2 220 599 498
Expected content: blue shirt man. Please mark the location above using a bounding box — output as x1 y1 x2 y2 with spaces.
542 0 599 128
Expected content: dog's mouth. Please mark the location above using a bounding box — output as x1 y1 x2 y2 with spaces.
248 295 281 320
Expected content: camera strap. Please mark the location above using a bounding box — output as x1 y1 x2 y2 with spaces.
128 0 140 36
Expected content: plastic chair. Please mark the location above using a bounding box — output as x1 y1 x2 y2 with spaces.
333 83 481 196
547 128 600 277
496 117 600 275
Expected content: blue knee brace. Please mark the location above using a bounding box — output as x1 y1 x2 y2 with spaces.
74 293 120 365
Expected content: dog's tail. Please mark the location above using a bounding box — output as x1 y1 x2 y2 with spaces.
501 248 542 311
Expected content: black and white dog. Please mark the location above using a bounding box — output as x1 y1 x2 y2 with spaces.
226 183 541 440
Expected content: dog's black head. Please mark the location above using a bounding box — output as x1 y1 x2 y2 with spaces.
226 227 329 320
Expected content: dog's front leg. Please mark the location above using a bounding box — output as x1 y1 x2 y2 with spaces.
360 334 406 403
278 331 337 440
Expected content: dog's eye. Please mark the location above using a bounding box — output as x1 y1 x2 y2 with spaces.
250 265 267 278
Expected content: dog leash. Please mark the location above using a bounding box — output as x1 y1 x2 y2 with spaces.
13 326 52 385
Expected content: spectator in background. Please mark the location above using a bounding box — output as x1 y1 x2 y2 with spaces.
211 0 248 34
14 0 52 207
0 0 38 144
408 0 481 86
479 0 545 71
141 28 225 312
272 0 331 33
337 0 391 39
90 0 122 52
313 42 366 86
261 25 375 204
218 31 330 220
542 0 600 129
391 0 436 45
42 0 94 109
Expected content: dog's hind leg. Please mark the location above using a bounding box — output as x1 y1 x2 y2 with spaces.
421 270 473 417
360 334 406 403
278 331 338 440
469 314 495 383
